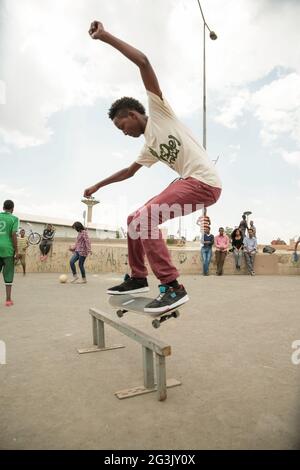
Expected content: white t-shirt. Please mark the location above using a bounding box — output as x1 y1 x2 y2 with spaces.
136 91 222 189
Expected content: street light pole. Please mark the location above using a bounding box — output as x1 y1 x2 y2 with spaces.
196 0 217 149
203 24 207 150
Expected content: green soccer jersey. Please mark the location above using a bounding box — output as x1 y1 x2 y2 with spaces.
0 211 19 257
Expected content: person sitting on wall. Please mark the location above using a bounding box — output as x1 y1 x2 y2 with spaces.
231 228 244 271
293 236 300 262
39 224 55 261
249 220 256 237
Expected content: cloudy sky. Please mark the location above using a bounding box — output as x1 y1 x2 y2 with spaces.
1 0 300 243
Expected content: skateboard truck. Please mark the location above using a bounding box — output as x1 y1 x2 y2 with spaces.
117 308 180 328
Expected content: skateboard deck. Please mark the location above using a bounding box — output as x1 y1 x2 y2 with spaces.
108 294 182 328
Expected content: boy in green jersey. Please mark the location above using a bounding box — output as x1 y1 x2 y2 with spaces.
0 200 19 306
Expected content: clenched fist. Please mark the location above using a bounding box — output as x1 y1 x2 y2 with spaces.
84 185 98 198
89 21 106 40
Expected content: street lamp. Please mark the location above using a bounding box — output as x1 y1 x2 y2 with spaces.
81 196 99 227
196 0 217 149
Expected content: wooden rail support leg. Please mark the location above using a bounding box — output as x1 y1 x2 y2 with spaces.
96 319 105 348
156 354 167 401
143 346 155 389
77 312 125 354
92 315 98 346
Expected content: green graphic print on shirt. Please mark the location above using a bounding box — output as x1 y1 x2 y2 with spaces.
148 135 181 167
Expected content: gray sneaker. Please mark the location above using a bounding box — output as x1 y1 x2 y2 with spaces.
144 284 189 313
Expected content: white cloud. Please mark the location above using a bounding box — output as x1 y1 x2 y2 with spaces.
215 90 250 128
0 184 29 198
0 0 175 148
281 150 300 169
0 144 10 154
226 144 241 164
112 151 126 160
251 73 300 146
213 72 300 154
2 0 300 149
15 201 79 221
252 199 263 206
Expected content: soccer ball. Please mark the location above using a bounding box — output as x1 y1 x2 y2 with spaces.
59 274 68 283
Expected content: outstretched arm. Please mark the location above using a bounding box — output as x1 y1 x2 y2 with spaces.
84 161 142 197
89 21 162 98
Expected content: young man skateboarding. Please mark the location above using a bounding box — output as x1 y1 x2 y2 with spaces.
84 21 222 313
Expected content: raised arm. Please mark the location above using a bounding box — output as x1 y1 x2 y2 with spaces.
84 161 142 197
89 21 162 98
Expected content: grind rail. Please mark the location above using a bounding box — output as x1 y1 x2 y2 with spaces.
77 308 181 401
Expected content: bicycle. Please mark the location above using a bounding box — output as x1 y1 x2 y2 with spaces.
25 223 41 245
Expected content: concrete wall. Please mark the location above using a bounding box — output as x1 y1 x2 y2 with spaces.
15 241 300 276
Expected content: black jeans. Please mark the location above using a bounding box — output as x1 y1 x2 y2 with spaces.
70 252 86 278
39 240 52 255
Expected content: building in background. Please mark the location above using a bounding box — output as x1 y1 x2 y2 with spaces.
16 213 119 240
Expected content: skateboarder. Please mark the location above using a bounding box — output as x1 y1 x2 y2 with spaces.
84 21 222 312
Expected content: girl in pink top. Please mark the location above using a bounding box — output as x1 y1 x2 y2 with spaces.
69 222 91 283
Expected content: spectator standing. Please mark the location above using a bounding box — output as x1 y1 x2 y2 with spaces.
215 227 229 276
201 226 214 276
238 214 248 239
243 228 257 275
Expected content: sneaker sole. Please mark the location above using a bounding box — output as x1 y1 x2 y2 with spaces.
144 295 189 313
106 286 150 295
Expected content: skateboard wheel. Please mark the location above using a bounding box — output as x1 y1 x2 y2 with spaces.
152 319 161 329
117 310 124 318
174 310 180 318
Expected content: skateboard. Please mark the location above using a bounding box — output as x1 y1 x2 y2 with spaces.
108 294 182 328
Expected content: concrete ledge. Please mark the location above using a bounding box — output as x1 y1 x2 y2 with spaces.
15 242 300 275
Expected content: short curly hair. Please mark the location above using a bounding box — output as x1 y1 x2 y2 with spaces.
3 199 14 210
108 97 146 120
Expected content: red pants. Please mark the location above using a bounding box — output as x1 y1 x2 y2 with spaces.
127 177 221 284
